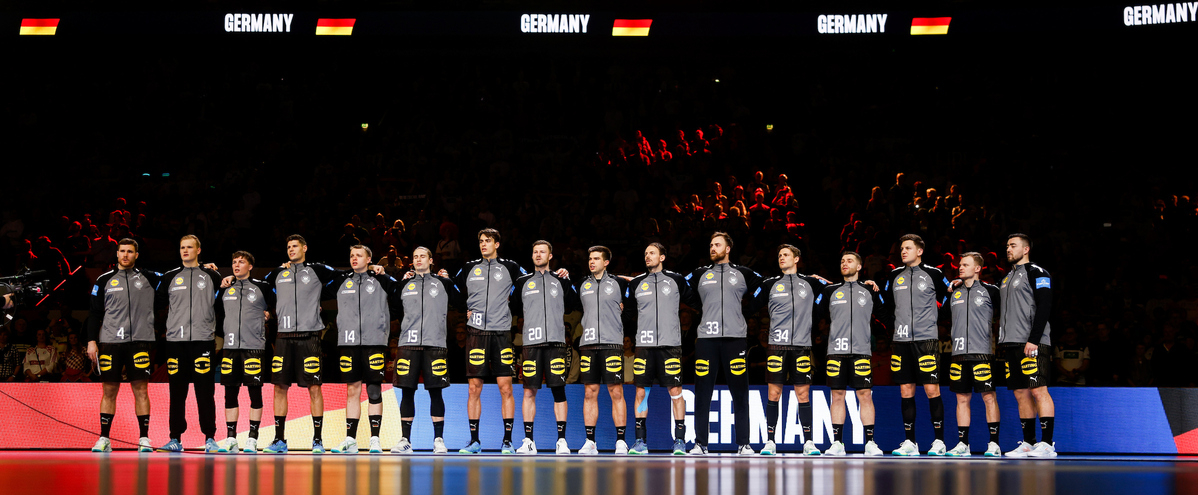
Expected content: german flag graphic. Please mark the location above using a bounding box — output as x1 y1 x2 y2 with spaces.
612 19 652 37
910 17 951 35
316 18 355 36
20 18 59 36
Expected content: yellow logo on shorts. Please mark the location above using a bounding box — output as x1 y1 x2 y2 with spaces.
605 355 623 373
221 357 234 374
974 363 992 381
950 363 962 381
633 358 647 375
664 358 682 375
407 283 416 290
369 354 385 371
99 354 113 371
580 355 591 373
854 359 871 376
918 354 937 372
766 355 784 373
890 355 901 372
167 358 179 375
550 358 566 375
528 282 537 289
523 360 537 377
729 358 747 375
396 359 411 375
796 355 812 373
272 356 284 373
133 352 151 369
431 359 448 376
1006 362 1012 379
245 358 261 375
303 356 321 373
195 357 211 374
500 348 515 365
469 349 486 366
1021 357 1038 375
340 355 354 372
695 359 710 376
826 359 842 377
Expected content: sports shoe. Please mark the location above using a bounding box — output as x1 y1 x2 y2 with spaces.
139 437 154 453
672 438 686 455
311 440 325 454
219 438 239 453
578 440 599 455
864 441 883 456
947 442 971 457
688 443 708 456
614 439 629 455
1005 441 1033 458
205 438 221 454
242 437 258 454
459 441 482 454
892 439 920 456
391 437 412 454
555 438 571 455
333 437 358 454
433 438 448 454
158 438 184 453
264 439 288 454
737 444 755 455
368 436 383 454
92 437 112 453
984 442 1002 457
927 439 947 456
501 440 515 454
1027 441 1057 458
516 438 537 454
823 441 846 456
803 440 821 456
760 440 776 456
629 439 648 455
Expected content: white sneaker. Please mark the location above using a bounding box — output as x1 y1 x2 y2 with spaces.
760 440 776 455
1005 441 1033 457
433 437 448 454
138 437 154 453
927 439 947 456
516 438 537 454
242 437 258 454
335 437 359 454
578 440 598 455
947 442 970 457
219 437 239 453
803 440 821 455
555 438 571 455
368 436 382 454
1028 441 1057 458
984 442 1002 457
864 441 884 456
892 439 920 456
823 441 846 456
390 437 412 454
737 444 754 455
92 437 112 453
688 444 708 456
614 439 628 455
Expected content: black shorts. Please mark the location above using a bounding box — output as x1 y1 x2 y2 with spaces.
694 338 749 383
826 354 873 390
765 346 813 386
522 344 571 389
465 329 515 378
633 347 683 388
949 360 997 394
579 346 624 385
165 340 216 384
891 340 941 385
271 333 323 387
340 346 387 384
221 349 268 387
394 346 450 389
98 341 154 383
1002 344 1052 390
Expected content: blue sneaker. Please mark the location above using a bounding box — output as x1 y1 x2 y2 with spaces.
263 439 289 454
158 438 184 453
672 438 686 455
311 439 325 454
459 441 482 454
204 438 220 453
629 439 649 455
500 440 514 454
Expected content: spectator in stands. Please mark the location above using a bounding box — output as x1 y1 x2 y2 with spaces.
0 329 21 381
88 224 117 269
1053 327 1090 386
23 328 57 382
63 221 91 269
338 223 360 251
59 333 90 382
1151 324 1191 387
1128 343 1153 387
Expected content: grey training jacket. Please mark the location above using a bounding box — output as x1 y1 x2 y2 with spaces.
578 273 628 347
817 281 889 356
948 281 1001 358
685 263 763 339
455 258 526 332
512 270 579 346
267 262 340 333
883 264 950 343
998 263 1053 346
221 278 275 350
89 268 165 344
750 273 826 347
397 273 463 348
331 271 401 347
625 270 689 348
159 266 223 342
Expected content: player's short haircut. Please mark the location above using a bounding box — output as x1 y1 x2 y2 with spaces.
532 240 553 253
232 251 255 266
286 234 307 246
961 252 985 267
1008 233 1032 248
118 238 139 252
588 245 612 262
842 251 863 264
778 244 801 258
478 228 501 244
647 242 667 257
179 235 201 249
899 233 925 250
350 244 373 259
413 246 434 259
711 231 733 249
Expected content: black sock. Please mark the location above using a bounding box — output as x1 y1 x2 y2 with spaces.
312 416 323 442
864 424 875 443
1040 417 1054 444
902 398 916 442
137 415 150 438
586 426 596 442
635 418 646 441
402 420 413 440
958 426 970 444
674 420 685 441
1021 418 1036 444
524 422 535 437
616 426 626 442
503 419 514 442
929 396 944 441
249 420 261 440
274 416 287 441
227 421 238 439
346 418 360 438
766 400 779 440
100 413 114 438
469 419 480 443
988 422 1000 444
799 401 813 442
557 421 567 440
433 420 445 439
369 416 382 438
833 423 844 443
